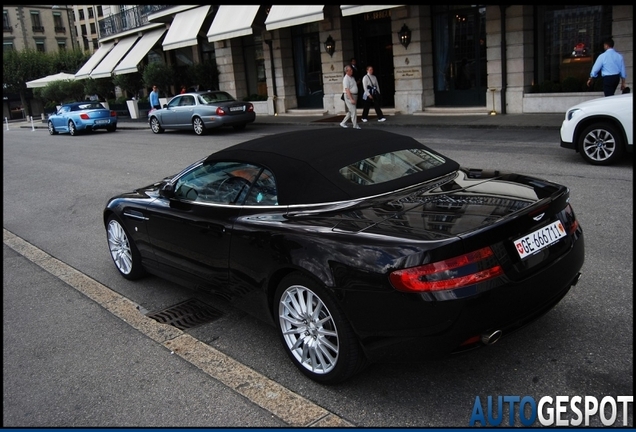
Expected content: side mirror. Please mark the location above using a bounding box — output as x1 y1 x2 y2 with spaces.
159 183 175 199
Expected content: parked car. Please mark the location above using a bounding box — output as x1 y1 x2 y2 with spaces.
103 128 585 384
48 101 117 136
560 93 633 165
147 91 255 136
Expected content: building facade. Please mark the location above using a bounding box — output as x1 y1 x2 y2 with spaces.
5 5 634 117
3 5 77 52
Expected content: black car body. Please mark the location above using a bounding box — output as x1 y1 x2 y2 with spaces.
148 91 255 136
104 129 584 383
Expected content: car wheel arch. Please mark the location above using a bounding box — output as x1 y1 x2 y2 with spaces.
573 115 627 153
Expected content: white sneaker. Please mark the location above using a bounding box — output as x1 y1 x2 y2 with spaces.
340 122 348 128
354 125 361 129
361 118 368 122
378 117 386 122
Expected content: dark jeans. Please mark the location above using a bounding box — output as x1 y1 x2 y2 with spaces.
362 93 384 120
602 74 620 97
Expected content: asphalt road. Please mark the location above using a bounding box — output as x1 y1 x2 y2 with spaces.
3 124 633 428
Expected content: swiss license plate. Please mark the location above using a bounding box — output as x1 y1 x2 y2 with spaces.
229 106 243 112
513 220 566 259
95 119 108 124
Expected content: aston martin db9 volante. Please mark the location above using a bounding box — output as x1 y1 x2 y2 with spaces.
48 101 117 135
148 91 255 135
104 129 585 383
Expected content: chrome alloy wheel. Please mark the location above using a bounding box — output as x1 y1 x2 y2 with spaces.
582 127 617 163
193 116 206 135
278 284 340 375
107 219 133 275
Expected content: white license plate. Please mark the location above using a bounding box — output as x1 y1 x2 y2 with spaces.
95 119 109 124
513 220 566 259
229 106 243 112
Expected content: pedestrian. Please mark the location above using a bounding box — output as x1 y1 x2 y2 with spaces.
587 37 627 96
350 57 362 87
340 65 360 129
150 85 161 109
180 85 187 94
361 65 386 122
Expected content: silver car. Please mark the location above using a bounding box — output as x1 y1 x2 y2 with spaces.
148 91 256 136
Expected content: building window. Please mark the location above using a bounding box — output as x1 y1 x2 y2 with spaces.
35 40 45 52
3 10 11 32
92 38 98 50
58 40 66 50
534 5 612 90
81 24 87 38
4 40 14 50
53 11 65 33
30 11 44 32
90 22 96 34
242 34 267 98
88 7 94 19
97 6 103 17
78 9 85 20
83 37 89 51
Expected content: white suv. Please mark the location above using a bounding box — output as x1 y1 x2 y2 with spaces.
560 93 633 165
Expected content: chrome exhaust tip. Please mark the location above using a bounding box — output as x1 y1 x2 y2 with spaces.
571 272 582 287
481 329 503 345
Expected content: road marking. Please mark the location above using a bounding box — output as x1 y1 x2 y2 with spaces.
3 228 353 428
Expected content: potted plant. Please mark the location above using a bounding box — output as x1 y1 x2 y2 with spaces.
142 61 176 106
112 72 144 118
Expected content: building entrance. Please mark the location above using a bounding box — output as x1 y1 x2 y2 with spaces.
432 5 487 107
352 10 394 107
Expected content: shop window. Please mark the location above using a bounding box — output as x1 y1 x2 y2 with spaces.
534 5 612 92
242 34 267 99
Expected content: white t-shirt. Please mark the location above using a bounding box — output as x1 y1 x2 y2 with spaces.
343 74 358 94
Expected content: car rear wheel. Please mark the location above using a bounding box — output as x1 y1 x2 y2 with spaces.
149 116 164 134
193 116 207 135
68 120 77 136
578 122 624 165
48 121 58 135
107 125 117 132
273 273 366 384
106 215 146 280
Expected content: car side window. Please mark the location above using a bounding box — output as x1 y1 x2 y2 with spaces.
179 96 195 107
167 97 180 109
173 161 272 205
244 169 278 205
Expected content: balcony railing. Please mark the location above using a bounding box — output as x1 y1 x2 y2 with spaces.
32 25 45 32
55 26 66 33
98 5 174 39
3 25 12 33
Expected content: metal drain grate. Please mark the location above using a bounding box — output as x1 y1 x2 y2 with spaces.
146 298 223 330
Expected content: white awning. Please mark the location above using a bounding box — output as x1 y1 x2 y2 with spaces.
26 72 76 88
265 6 324 31
90 36 139 79
340 5 405 17
74 42 115 80
162 5 211 51
207 5 260 42
113 28 167 75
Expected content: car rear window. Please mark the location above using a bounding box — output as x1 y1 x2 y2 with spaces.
339 148 447 186
200 92 236 104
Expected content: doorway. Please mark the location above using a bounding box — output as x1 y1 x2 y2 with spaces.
432 5 487 106
292 25 323 108
352 11 394 107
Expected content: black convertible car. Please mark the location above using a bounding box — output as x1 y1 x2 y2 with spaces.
104 128 585 383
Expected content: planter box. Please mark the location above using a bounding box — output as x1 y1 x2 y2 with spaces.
250 100 273 115
126 99 140 119
523 92 604 113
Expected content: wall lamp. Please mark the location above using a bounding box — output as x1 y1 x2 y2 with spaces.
324 35 336 57
398 24 411 49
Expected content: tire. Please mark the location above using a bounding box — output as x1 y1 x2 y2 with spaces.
48 121 58 135
106 215 146 280
149 117 164 134
273 272 366 384
68 120 77 136
233 124 246 131
107 125 117 132
578 122 625 165
193 116 207 135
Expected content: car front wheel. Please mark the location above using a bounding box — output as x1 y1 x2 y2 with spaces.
578 122 624 165
48 121 58 135
192 116 207 135
68 120 77 136
149 116 164 134
273 273 366 384
106 215 146 280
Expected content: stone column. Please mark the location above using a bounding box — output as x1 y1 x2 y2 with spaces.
215 38 250 100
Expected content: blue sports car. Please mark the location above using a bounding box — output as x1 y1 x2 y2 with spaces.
48 101 118 136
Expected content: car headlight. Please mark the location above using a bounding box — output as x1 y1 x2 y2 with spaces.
566 108 581 121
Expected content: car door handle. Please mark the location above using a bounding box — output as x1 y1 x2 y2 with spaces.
123 210 149 221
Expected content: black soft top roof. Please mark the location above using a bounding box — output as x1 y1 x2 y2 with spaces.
205 128 459 205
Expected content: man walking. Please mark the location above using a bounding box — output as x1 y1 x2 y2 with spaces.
587 37 627 96
341 65 360 129
150 85 161 109
361 65 386 122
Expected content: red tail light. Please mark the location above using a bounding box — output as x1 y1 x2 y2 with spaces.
246 103 254 112
80 113 90 120
389 246 504 292
110 110 117 117
216 107 226 116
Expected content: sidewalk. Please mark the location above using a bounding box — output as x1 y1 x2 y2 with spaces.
7 110 565 131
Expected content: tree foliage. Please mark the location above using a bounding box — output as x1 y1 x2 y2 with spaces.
112 72 144 99
33 80 86 105
142 61 176 96
186 59 220 92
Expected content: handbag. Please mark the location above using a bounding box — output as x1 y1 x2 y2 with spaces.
341 93 345 101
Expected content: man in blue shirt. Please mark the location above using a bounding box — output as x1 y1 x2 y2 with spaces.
150 85 161 109
587 37 627 96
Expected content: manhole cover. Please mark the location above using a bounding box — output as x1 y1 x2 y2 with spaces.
146 298 223 330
